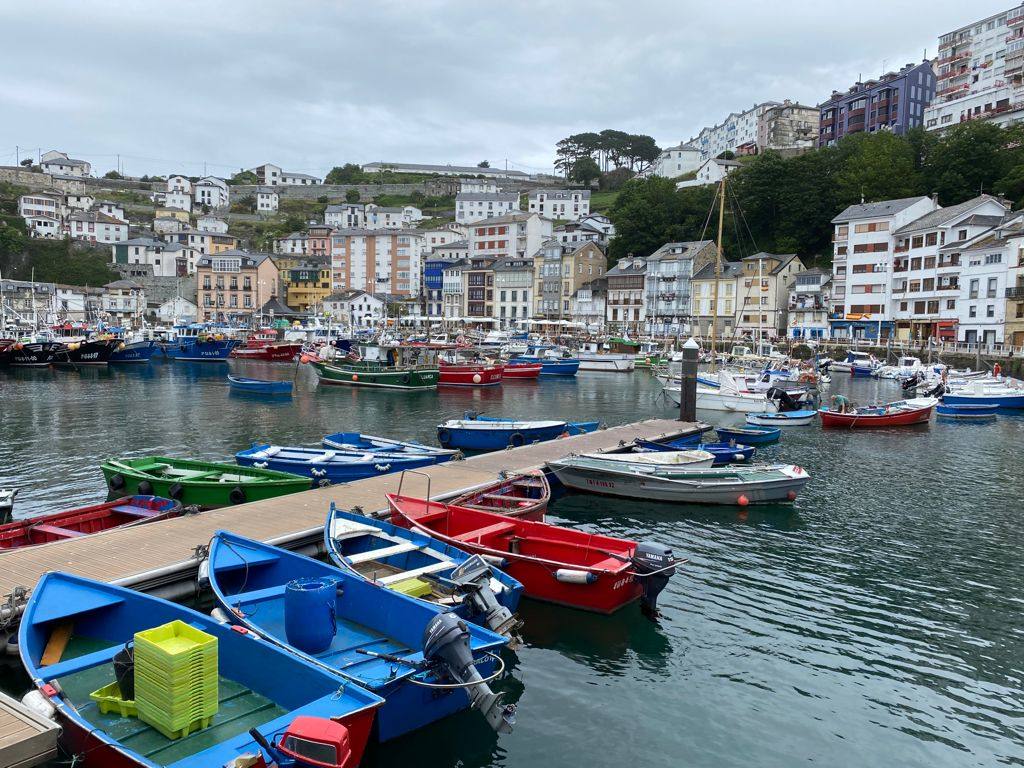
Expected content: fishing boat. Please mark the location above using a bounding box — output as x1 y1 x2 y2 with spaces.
0 496 181 550
449 470 551 521
935 402 999 420
387 494 678 615
4 336 63 367
502 360 542 379
324 505 522 638
830 350 878 374
322 432 457 461
746 410 817 426
162 324 239 362
309 344 439 389
633 438 755 465
574 449 716 470
437 413 600 450
19 572 383 768
53 338 123 366
226 374 293 396
101 456 311 507
576 341 635 372
515 352 580 376
940 379 1024 409
715 425 781 445
108 339 158 364
546 457 810 505
818 397 937 428
207 531 515 741
634 340 669 369
438 360 504 386
230 331 303 361
0 487 16 522
236 444 443 484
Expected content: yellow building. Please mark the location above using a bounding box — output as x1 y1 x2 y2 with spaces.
284 265 333 312
154 207 189 223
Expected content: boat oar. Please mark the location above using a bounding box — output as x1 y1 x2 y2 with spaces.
355 648 423 669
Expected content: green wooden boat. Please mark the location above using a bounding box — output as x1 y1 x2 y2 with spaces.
311 360 439 389
101 456 311 508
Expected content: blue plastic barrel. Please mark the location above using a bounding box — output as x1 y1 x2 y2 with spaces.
284 577 338 654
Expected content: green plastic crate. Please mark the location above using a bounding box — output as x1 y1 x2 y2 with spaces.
89 682 137 718
141 713 215 741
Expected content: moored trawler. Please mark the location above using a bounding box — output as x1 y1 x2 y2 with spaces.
161 323 240 361
576 341 635 372
310 342 440 389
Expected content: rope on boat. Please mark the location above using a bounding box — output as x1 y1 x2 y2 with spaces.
405 651 508 689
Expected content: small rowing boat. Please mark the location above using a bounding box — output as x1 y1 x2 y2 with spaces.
633 438 755 465
819 397 937 429
437 413 600 451
19 572 383 768
546 457 809 505
746 409 817 426
101 456 311 507
449 470 551 521
322 432 457 461
235 444 443 484
207 530 514 741
227 374 293 395
0 496 181 550
387 493 678 615
936 402 998 420
574 449 716 470
715 425 781 445
324 505 523 638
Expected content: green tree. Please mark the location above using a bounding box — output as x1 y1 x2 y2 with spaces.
717 150 737 161
600 167 635 190
229 170 258 185
104 170 122 179
833 132 921 206
325 164 364 184
477 160 490 168
921 121 1009 202
994 163 1024 207
345 189 360 203
569 156 601 185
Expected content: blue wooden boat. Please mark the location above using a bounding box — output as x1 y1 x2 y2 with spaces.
850 364 876 377
437 413 600 450
634 437 755 465
936 402 998 420
325 504 522 638
515 355 580 376
715 424 781 445
235 444 440 484
19 571 383 768
940 382 1024 409
322 432 457 461
108 340 158 364
207 530 514 742
746 409 817 426
162 324 239 362
227 374 293 395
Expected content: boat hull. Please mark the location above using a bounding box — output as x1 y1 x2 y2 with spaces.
715 426 781 445
53 339 122 366
313 360 439 389
746 410 817 426
0 496 180 549
502 362 542 379
438 423 568 450
236 445 442 483
940 392 1024 410
230 342 303 361
108 340 157 363
577 355 635 372
227 375 293 395
449 471 550 520
634 438 755 465
5 341 62 367
162 338 239 361
438 363 504 386
819 404 934 428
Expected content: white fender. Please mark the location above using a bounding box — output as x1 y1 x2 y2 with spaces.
554 569 598 584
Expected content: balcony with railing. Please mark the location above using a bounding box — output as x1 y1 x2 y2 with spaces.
1010 10 1024 27
936 49 971 66
1006 286 1024 298
937 83 970 98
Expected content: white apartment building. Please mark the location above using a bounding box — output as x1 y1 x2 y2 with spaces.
194 176 230 208
430 240 469 262
101 280 145 325
275 232 307 255
323 290 388 327
251 163 322 186
693 102 780 159
927 6 1021 130
954 230 1011 343
65 193 95 211
640 143 703 179
441 259 469 319
330 228 425 296
281 171 320 185
571 278 607 330
467 212 552 261
421 227 466 250
643 240 716 333
18 193 62 222
691 261 743 336
23 215 62 238
734 253 804 338
364 205 422 230
68 211 128 244
787 269 833 340
458 178 498 194
676 158 742 189
605 257 647 330
256 188 279 213
97 201 126 222
165 190 192 212
830 196 938 339
492 255 534 326
196 216 229 234
167 175 192 194
890 195 1008 341
40 150 91 177
456 192 520 224
527 189 591 221
325 204 364 228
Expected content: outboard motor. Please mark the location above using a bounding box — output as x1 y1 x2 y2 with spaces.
427 555 521 639
422 613 515 734
902 372 922 392
766 386 801 413
632 542 676 617
924 381 945 398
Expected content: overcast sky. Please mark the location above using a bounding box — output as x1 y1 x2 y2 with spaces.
0 1 1012 178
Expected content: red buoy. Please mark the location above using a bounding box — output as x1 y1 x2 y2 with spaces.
737 495 749 507
787 490 797 501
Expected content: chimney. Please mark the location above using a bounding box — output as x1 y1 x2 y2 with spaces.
931 192 939 205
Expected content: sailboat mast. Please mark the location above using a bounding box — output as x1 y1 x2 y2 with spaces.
710 178 726 373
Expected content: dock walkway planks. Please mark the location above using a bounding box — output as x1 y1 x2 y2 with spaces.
0 691 61 768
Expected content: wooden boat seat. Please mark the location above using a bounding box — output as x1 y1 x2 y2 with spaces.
110 504 161 518
228 585 287 605
346 542 423 564
410 510 448 525
41 643 125 679
452 522 517 543
378 561 450 585
30 524 86 539
482 493 529 504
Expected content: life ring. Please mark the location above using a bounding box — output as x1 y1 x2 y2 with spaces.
137 480 153 495
108 473 126 491
229 486 246 505
509 432 526 447
401 374 411 385
437 427 452 445
168 482 185 500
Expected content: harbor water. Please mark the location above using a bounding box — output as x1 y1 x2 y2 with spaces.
1 361 1023 767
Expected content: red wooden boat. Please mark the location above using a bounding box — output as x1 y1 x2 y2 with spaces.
448 470 550 521
0 495 182 549
438 361 504 386
231 331 303 361
819 396 938 429
387 493 678 614
502 361 542 379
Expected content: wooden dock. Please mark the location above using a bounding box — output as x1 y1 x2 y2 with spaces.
0 691 60 768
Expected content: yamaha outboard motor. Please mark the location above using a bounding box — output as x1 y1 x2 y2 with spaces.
632 542 676 617
767 386 801 413
423 613 515 734
924 381 945 398
427 555 522 639
902 372 922 392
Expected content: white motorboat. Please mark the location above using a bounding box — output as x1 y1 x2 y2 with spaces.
577 449 715 469
577 342 635 372
665 371 780 413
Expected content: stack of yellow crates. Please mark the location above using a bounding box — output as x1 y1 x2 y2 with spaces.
134 620 219 739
